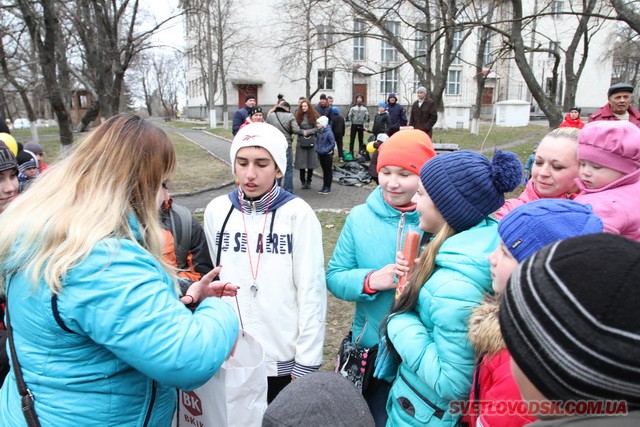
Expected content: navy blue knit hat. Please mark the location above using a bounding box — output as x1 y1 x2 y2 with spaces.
499 199 603 262
420 150 522 232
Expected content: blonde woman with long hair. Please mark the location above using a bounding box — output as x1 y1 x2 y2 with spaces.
0 114 239 426
383 150 522 426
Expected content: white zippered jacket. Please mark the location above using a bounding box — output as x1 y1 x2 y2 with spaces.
203 190 327 377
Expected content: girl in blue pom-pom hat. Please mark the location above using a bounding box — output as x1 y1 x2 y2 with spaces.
381 150 522 427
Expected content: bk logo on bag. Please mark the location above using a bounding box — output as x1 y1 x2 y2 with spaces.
182 391 203 416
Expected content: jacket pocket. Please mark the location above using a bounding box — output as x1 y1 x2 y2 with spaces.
389 372 446 424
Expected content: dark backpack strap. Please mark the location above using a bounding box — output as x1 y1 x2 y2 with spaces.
274 112 291 135
169 204 192 269
216 204 235 266
5 279 42 427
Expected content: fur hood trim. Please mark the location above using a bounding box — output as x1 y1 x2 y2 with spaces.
468 294 506 356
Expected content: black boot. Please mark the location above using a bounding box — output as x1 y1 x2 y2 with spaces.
305 180 312 189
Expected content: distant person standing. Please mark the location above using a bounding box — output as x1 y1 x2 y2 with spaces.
589 82 640 127
0 115 9 134
232 95 257 135
347 94 370 156
369 102 391 138
559 106 585 129
386 93 407 136
266 101 300 193
408 86 438 138
331 106 346 161
295 99 320 190
315 94 333 120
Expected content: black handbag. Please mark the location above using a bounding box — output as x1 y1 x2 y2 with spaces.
299 135 315 148
5 281 41 427
335 331 378 392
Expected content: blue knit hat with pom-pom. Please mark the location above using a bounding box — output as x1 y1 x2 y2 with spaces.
420 150 522 232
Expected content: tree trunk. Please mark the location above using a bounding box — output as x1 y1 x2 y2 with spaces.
17 0 74 147
510 0 563 128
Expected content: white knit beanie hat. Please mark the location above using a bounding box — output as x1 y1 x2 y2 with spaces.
230 122 287 175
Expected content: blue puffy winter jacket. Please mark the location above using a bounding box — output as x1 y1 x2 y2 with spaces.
327 186 421 349
0 216 239 426
385 218 499 426
315 125 336 155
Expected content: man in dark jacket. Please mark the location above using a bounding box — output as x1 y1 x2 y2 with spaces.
386 93 407 136
330 107 346 161
315 94 334 124
589 82 640 128
232 95 257 135
409 86 438 138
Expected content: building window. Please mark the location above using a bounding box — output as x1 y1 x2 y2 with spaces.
452 31 462 65
318 69 334 90
478 28 493 65
548 41 559 58
354 20 365 60
317 25 334 48
380 68 398 94
381 21 399 63
552 1 563 19
415 27 426 60
446 69 461 95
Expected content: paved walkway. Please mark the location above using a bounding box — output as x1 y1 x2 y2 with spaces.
163 121 547 212
162 125 373 212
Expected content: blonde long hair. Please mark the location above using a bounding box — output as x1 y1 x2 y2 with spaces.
391 223 458 315
0 114 176 294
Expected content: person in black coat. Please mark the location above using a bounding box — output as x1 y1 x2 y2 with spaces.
331 107 346 161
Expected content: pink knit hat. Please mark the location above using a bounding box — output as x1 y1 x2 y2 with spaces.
578 121 640 174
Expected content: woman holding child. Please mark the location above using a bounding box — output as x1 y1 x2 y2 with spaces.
494 127 581 219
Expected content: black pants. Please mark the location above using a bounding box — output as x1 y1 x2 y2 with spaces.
267 375 292 404
335 134 344 158
299 168 313 184
349 124 364 153
317 153 333 189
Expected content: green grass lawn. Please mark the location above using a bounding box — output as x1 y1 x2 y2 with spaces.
9 126 232 193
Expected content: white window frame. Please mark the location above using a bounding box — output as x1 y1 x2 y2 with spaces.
446 69 461 95
318 69 334 90
354 20 366 60
552 1 563 19
380 68 398 94
451 31 462 65
381 21 399 63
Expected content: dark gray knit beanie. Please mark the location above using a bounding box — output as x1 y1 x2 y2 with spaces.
500 233 640 409
262 372 375 427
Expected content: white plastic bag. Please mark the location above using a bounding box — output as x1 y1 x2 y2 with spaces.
175 331 268 427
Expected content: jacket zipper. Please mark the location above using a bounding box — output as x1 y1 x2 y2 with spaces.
142 380 157 427
396 212 406 253
399 372 445 419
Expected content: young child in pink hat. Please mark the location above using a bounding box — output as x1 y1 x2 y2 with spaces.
574 121 640 241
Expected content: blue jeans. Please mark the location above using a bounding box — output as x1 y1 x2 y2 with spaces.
284 145 294 193
364 378 391 427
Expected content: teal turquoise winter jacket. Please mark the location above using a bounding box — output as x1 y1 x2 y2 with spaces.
385 218 499 427
0 216 239 427
327 186 421 349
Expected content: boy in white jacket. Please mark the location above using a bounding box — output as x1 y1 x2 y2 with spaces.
203 122 327 403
